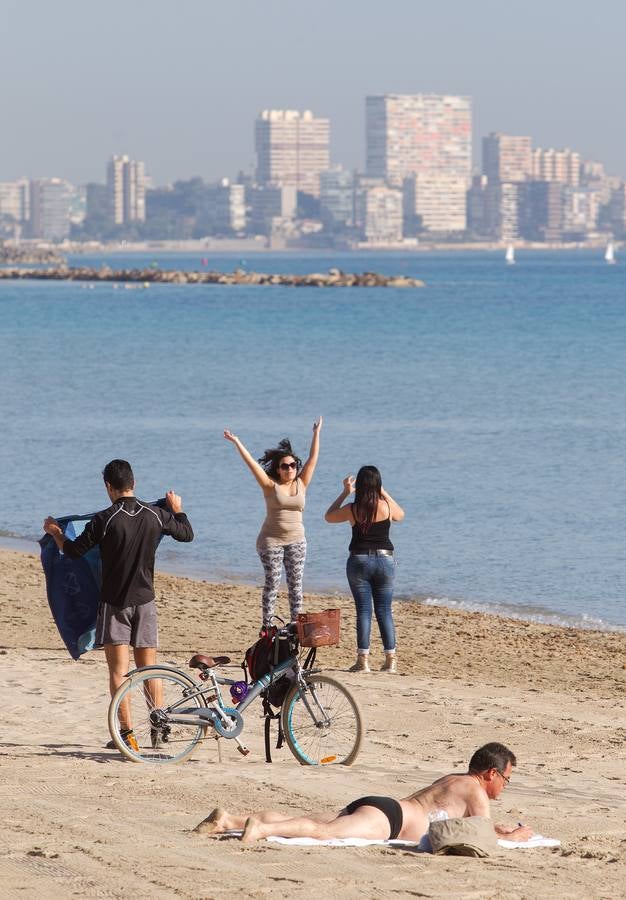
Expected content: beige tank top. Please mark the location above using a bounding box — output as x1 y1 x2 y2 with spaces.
256 480 306 550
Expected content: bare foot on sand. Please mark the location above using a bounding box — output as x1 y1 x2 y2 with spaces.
194 807 231 835
241 816 264 843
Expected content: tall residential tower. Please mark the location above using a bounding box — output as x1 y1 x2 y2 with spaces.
106 154 146 225
255 109 329 197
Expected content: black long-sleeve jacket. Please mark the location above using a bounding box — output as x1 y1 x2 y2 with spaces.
62 497 193 608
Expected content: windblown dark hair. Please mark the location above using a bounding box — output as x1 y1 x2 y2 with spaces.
468 742 517 774
353 465 383 533
102 459 134 491
258 438 302 481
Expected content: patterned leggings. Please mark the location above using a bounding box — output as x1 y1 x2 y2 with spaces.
258 541 307 626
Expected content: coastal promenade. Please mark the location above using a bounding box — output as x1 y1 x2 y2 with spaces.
0 265 424 287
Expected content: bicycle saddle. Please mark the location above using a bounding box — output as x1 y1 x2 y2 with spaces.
189 653 231 670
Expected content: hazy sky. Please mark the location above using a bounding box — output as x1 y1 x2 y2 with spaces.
1 0 624 185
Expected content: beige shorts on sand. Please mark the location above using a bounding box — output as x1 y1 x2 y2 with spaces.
95 600 159 648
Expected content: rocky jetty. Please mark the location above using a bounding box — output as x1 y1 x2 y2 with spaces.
0 265 424 288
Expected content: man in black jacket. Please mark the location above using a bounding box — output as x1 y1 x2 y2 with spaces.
43 459 194 751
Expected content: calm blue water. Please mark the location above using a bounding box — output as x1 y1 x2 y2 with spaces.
2 250 625 631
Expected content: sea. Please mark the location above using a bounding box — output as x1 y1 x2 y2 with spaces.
1 249 625 632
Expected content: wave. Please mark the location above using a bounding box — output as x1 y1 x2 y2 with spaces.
419 594 626 635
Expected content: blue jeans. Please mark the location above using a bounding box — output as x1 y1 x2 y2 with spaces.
346 554 396 652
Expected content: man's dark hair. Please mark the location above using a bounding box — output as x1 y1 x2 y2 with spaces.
102 459 134 491
468 742 517 774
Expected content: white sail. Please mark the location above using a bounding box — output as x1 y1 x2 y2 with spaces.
605 242 616 264
505 245 515 264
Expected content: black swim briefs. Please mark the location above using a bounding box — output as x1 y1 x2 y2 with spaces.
342 795 403 840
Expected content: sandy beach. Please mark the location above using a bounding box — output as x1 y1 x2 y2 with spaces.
1 547 624 899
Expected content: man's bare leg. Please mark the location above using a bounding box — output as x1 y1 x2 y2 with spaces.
195 807 314 835
104 644 131 729
134 646 161 710
241 806 390 843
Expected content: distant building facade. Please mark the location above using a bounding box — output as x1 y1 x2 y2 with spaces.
319 166 355 230
255 109 329 197
532 148 580 186
0 178 30 224
29 178 71 240
355 185 403 243
403 173 467 234
107 154 146 225
248 184 298 235
482 133 533 184
206 179 246 233
365 94 472 189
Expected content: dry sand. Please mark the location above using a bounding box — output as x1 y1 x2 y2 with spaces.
0 548 624 899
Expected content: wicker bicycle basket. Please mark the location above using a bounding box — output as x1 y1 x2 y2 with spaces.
296 608 341 647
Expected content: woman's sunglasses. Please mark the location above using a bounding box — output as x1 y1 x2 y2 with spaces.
279 462 297 470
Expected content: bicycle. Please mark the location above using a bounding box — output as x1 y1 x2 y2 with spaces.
107 621 363 766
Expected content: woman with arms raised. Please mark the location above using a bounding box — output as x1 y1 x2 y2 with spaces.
325 466 404 673
224 419 322 627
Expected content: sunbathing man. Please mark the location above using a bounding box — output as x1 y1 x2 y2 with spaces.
197 742 534 844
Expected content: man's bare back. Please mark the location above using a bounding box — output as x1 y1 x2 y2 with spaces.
397 774 491 841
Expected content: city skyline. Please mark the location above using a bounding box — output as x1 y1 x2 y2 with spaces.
1 0 625 185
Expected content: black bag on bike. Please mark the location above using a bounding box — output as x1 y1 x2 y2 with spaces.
243 627 293 710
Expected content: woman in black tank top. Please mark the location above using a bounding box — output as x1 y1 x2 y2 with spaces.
325 466 405 673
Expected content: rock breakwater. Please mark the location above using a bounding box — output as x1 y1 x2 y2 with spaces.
0 265 424 288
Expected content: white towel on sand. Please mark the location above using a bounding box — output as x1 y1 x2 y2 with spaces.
265 835 560 850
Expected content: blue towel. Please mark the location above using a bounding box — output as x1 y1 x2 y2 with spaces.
39 499 166 660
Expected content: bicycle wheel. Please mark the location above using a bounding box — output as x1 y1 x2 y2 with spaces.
281 674 363 766
108 667 208 764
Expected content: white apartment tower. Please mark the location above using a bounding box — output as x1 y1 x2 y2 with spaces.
255 109 330 197
107 155 146 225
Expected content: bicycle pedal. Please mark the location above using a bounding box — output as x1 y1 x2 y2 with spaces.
237 744 250 756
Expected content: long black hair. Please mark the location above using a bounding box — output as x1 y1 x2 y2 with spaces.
353 465 382 532
258 438 303 481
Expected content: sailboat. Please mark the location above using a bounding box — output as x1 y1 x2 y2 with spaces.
505 245 515 265
605 242 616 264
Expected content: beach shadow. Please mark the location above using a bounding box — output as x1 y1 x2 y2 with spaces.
0 741 118 764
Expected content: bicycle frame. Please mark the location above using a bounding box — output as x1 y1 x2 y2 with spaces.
122 653 309 735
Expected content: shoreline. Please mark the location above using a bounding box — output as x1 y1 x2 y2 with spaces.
3 547 625 694
4 535 623 635
2 546 625 898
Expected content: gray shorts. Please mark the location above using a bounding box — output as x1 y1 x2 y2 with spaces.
95 600 159 648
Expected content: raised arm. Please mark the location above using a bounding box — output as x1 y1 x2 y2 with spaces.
324 476 355 523
299 417 323 487
224 430 273 490
381 486 405 521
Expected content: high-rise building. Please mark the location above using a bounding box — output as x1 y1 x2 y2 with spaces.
365 94 472 188
106 154 146 225
403 173 468 234
319 166 355 230
248 184 297 235
355 185 403 243
532 148 580 186
482 133 533 183
28 178 71 240
255 109 329 197
0 178 30 223
518 181 564 241
607 184 626 236
206 178 246 234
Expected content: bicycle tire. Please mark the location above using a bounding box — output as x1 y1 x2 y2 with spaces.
281 674 363 766
108 667 208 764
